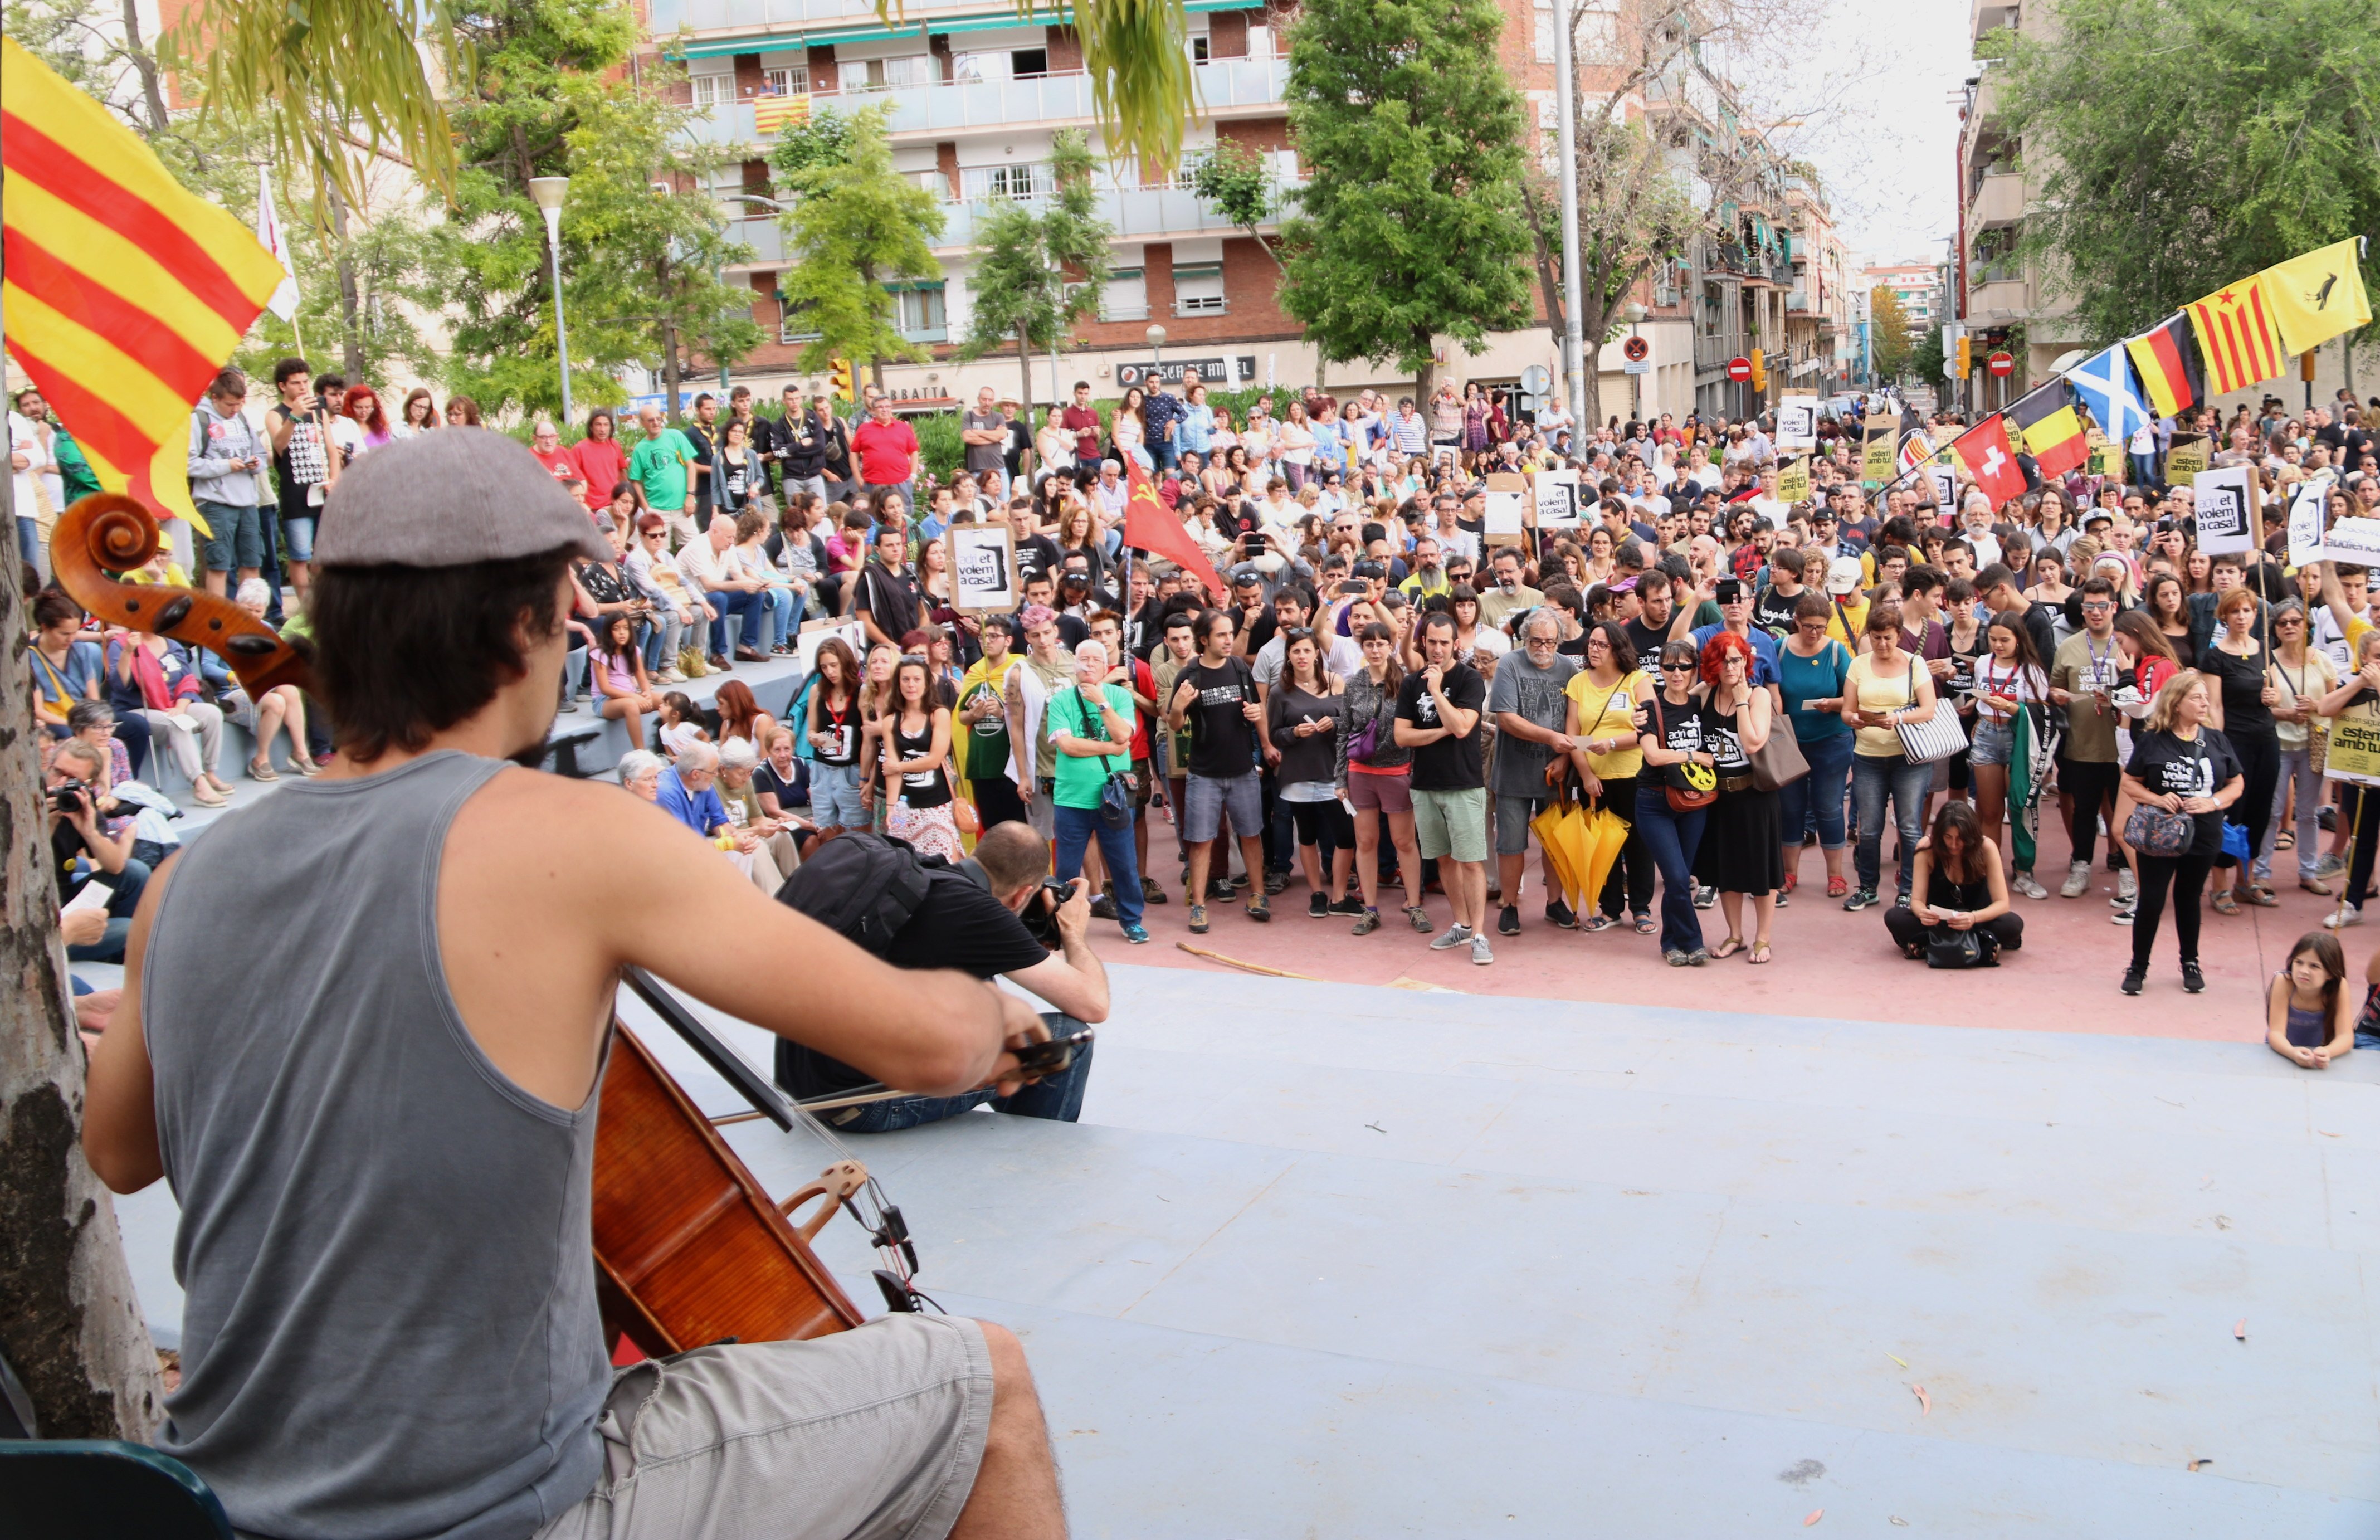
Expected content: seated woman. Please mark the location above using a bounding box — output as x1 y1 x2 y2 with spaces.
715 738 806 881
1882 799 2025 962
616 747 665 801
753 725 812 823
213 577 319 781
713 678 776 761
2267 932 2355 1069
588 612 664 751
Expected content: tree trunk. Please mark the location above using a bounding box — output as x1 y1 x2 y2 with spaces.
1015 326 1035 418
327 186 365 381
1413 335 1435 416
0 283 167 1440
660 316 685 426
119 0 172 137
1518 181 1566 348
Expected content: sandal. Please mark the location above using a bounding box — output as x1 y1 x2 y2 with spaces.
1826 876 1849 898
2211 889 2242 916
1633 912 1657 935
2276 831 2296 851
2245 884 2280 908
1748 942 1773 964
245 758 280 782
1709 936 1744 960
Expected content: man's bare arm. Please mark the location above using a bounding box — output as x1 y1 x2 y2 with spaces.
84 855 177 1192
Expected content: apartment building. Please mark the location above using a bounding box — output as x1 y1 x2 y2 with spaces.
1955 0 2081 407
1782 170 1851 393
645 0 1773 422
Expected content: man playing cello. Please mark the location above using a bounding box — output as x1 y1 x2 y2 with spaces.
81 431 1066 1540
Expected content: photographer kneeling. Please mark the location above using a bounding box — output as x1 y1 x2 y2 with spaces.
776 821 1109 1130
45 738 147 963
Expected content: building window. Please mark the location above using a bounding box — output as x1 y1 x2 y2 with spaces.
1532 0 1554 61
690 70 732 109
1099 269 1149 321
852 55 933 92
1189 32 1211 62
1012 47 1048 77
762 65 809 96
1173 263 1226 315
962 162 1055 201
893 284 947 342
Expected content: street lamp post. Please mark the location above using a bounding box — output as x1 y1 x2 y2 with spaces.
720 192 797 396
528 177 573 424
1146 323 1167 380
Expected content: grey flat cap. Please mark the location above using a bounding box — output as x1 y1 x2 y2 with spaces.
314 428 609 566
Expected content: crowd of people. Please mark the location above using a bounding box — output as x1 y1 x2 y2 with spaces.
23 355 2380 1067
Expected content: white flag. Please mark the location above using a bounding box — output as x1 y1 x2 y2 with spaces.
256 167 300 323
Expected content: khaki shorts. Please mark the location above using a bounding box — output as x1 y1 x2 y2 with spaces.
535 1315 992 1540
1412 786 1488 863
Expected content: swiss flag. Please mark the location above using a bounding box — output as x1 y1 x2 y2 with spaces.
1949 416 2028 509
1121 457 1226 600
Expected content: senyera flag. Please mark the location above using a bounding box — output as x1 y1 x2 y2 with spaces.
1950 416 2028 508
2 37 284 532
1120 457 1225 600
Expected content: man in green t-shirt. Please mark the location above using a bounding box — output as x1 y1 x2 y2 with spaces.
630 405 698 544
1045 637 1147 943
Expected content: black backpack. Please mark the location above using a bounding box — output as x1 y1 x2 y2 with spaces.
773 833 938 957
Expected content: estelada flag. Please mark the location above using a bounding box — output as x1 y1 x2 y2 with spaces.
1950 416 2028 508
2 38 282 533
1121 457 1225 600
1896 428 1933 476
2006 378 2088 479
752 92 811 134
2261 237 2373 355
2123 314 2206 421
2186 276 2285 396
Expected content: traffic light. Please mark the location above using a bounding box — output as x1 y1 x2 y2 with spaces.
1955 336 1972 378
1749 349 1766 393
829 358 854 401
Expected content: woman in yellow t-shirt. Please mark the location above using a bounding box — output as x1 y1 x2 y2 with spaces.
1564 620 1653 933
1839 599 1940 910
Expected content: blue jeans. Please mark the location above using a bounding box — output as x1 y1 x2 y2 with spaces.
1852 751 1931 899
18 514 41 576
810 761 868 828
758 586 804 649
1633 786 1707 955
1778 730 1855 849
702 588 763 654
828 1013 1095 1132
2130 451 2157 488
1054 802 1144 928
64 857 150 964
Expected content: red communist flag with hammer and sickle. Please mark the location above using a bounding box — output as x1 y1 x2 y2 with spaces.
1949 416 2029 509
1121 457 1226 600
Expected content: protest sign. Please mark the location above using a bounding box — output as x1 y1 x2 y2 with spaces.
1483 471 1528 546
947 524 1020 616
1533 467 1579 530
1777 456 1810 503
2288 480 2328 568
796 617 866 676
1861 422 1896 484
2315 515 2380 568
1776 394 1820 451
2164 433 2211 480
2192 466 2255 555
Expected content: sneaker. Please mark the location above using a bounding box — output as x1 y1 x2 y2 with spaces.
1693 884 1716 909
2111 903 2135 925
1545 899 1578 929
1308 891 1329 919
1842 886 1878 912
1264 870 1290 896
2316 852 2347 879
2324 904 2363 930
1090 895 1118 921
1188 904 1209 935
1329 895 1368 916
2319 804 2339 832
1228 873 1251 891
1664 948 1691 966
2116 868 2138 904
1428 923 1474 951
1687 947 1711 966
1497 904 1520 937
1208 879 1238 901
2012 872 2050 901
1470 934 1495 966
1352 908 1383 935
1121 923 1150 944
1893 893 1912 909
1406 904 1434 933
1245 899 1271 923
655 668 687 685
2120 967 2145 996
2060 861 2091 899
1773 886 1791 909
1142 876 1169 906
2181 961 2205 994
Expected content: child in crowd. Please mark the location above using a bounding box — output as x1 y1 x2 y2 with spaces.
2267 932 2355 1068
656 691 709 758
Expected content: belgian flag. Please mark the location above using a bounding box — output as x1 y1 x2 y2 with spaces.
2007 379 2088 479
2123 314 2207 421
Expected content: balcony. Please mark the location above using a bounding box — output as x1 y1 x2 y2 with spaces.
1787 288 1810 312
1967 169 2025 230
677 56 1288 149
1693 332 1748 372
664 0 1055 30
1972 1 2018 43
1968 270 2031 319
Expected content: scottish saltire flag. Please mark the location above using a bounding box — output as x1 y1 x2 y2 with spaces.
2067 344 2150 442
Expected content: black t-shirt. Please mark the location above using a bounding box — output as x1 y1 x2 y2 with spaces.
2124 728 2243 857
2201 640 2275 737
1396 661 1487 792
1641 690 1706 761
685 423 716 512
754 759 808 808
1179 656 1260 779
1014 533 1062 590
1623 612 1675 667
1750 585 1799 636
783 868 1047 1096
271 400 332 523
1003 419 1033 479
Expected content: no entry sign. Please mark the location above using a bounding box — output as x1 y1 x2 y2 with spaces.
1987 351 2015 377
1726 356 1753 382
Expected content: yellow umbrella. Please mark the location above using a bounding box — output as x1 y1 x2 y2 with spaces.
1532 797 1593 910
1579 805 1632 909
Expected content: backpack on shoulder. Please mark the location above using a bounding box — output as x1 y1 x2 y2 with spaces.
773 832 938 953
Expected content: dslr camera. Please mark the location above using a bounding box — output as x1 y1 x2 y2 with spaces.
47 778 89 817
1017 876 1075 950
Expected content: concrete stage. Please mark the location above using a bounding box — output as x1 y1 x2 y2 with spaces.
111 966 2378 1535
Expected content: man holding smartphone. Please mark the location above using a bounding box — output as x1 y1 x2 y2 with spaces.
187 369 271 598
267 357 337 604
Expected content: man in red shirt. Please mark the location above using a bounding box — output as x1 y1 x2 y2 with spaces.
850 393 920 510
1061 379 1103 474
528 418 587 506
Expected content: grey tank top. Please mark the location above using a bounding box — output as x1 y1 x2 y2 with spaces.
143 751 608 1539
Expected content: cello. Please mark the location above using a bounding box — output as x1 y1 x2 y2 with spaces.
48 492 921 1355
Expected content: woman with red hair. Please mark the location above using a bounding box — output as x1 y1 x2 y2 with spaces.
1693 628 1783 962
340 383 393 450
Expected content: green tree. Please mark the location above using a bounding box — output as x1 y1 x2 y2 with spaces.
432 0 755 422
1186 139 1281 270
1993 0 2380 346
1909 324 1944 392
773 106 945 392
1278 0 1535 402
958 130 1114 410
1870 286 1915 383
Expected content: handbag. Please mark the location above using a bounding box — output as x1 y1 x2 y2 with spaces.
2122 734 2206 857
1891 656 1968 764
1748 718 1809 792
1925 926 1998 969
1664 759 1716 812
